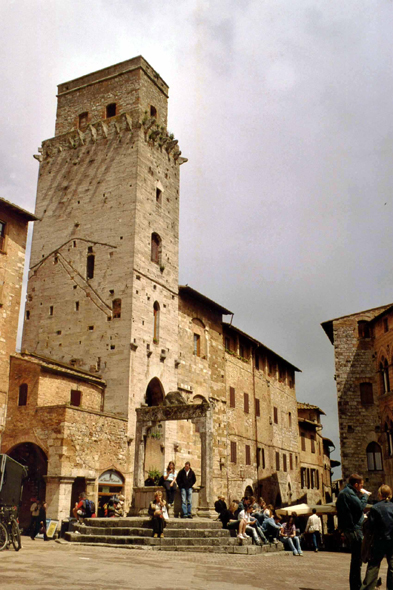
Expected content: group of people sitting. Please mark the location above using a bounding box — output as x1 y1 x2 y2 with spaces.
216 495 322 555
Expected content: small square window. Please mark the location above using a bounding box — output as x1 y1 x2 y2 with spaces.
70 389 81 407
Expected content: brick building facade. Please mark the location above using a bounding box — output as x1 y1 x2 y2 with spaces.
322 304 393 498
1 57 333 522
0 199 36 443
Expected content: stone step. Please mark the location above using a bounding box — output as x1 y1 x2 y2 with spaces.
82 517 222 530
65 533 243 547
62 537 286 555
75 525 231 538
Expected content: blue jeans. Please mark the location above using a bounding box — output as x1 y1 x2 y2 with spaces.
284 535 302 555
180 488 192 516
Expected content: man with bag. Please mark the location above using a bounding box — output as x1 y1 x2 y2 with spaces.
336 473 370 590
305 508 322 552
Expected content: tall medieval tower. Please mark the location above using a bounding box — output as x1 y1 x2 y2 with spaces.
23 57 184 442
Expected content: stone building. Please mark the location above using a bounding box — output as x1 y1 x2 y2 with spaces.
0 198 36 443
1 56 332 522
297 402 334 504
322 303 393 497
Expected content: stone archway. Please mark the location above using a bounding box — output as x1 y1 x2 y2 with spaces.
133 397 215 517
144 378 166 479
7 442 48 530
146 377 165 407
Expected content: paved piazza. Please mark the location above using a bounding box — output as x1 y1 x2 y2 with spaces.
0 538 389 589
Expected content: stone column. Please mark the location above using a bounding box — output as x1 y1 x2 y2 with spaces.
133 422 148 488
196 410 216 518
45 475 74 521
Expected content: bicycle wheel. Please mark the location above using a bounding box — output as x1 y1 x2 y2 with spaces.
0 522 8 551
11 519 21 551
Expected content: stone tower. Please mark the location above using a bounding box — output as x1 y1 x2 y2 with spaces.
23 57 185 443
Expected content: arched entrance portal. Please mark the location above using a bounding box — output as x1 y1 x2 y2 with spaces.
144 379 165 480
98 470 125 516
7 443 47 530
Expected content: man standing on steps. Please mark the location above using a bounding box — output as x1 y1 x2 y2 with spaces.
177 461 196 518
336 473 370 590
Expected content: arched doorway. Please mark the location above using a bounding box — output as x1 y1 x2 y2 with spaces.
7 442 47 530
144 379 165 480
98 470 125 516
145 378 165 407
70 477 86 517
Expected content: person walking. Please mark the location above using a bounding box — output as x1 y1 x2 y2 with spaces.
176 461 196 518
336 473 370 590
360 485 393 590
29 498 40 540
305 508 322 552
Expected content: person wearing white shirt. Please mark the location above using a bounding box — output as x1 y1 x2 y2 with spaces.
305 509 322 552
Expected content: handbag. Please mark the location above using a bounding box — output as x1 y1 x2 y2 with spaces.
162 506 169 521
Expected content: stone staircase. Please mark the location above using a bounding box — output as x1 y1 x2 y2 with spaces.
65 517 286 555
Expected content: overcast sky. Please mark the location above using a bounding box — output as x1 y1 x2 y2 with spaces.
2 0 393 475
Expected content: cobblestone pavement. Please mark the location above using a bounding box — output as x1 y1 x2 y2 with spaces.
0 538 389 590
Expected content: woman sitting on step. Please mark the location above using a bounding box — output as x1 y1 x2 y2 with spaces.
149 490 168 538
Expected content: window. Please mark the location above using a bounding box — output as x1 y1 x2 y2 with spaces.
367 442 383 471
257 447 262 469
311 469 315 488
18 384 28 406
380 358 390 394
301 434 306 451
245 445 251 465
0 221 6 251
229 387 236 408
255 354 259 370
150 105 157 118
106 103 116 118
193 334 200 356
360 382 374 405
75 301 79 312
112 299 121 319
384 318 389 333
244 392 249 414
239 344 245 358
386 423 393 456
273 406 278 424
86 253 95 279
275 452 280 471
153 302 160 342
255 399 260 417
288 412 292 427
316 470 319 489
283 454 287 472
151 233 161 265
78 112 88 129
26 310 30 320
49 306 54 316
70 389 81 407
311 436 316 454
358 321 371 339
230 441 237 464
306 468 310 489
225 336 231 351
301 467 306 488
289 453 293 470
192 318 205 358
156 188 162 204
262 448 266 469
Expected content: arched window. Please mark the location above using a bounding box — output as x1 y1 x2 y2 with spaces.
380 358 390 394
18 384 28 406
367 441 383 471
106 103 116 118
192 318 206 358
78 112 88 130
360 382 374 405
385 423 393 456
150 105 157 118
151 233 161 265
112 299 121 319
153 302 160 342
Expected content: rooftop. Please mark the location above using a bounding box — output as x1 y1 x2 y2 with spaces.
13 352 106 386
321 303 392 344
0 198 37 222
297 402 326 415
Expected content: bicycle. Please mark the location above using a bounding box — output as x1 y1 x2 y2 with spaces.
0 506 21 551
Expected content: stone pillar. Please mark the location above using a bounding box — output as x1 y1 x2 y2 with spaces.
45 476 74 521
196 410 216 518
133 422 149 488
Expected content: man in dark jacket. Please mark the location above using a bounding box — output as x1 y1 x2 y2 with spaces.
360 484 393 590
176 462 196 518
336 473 369 590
